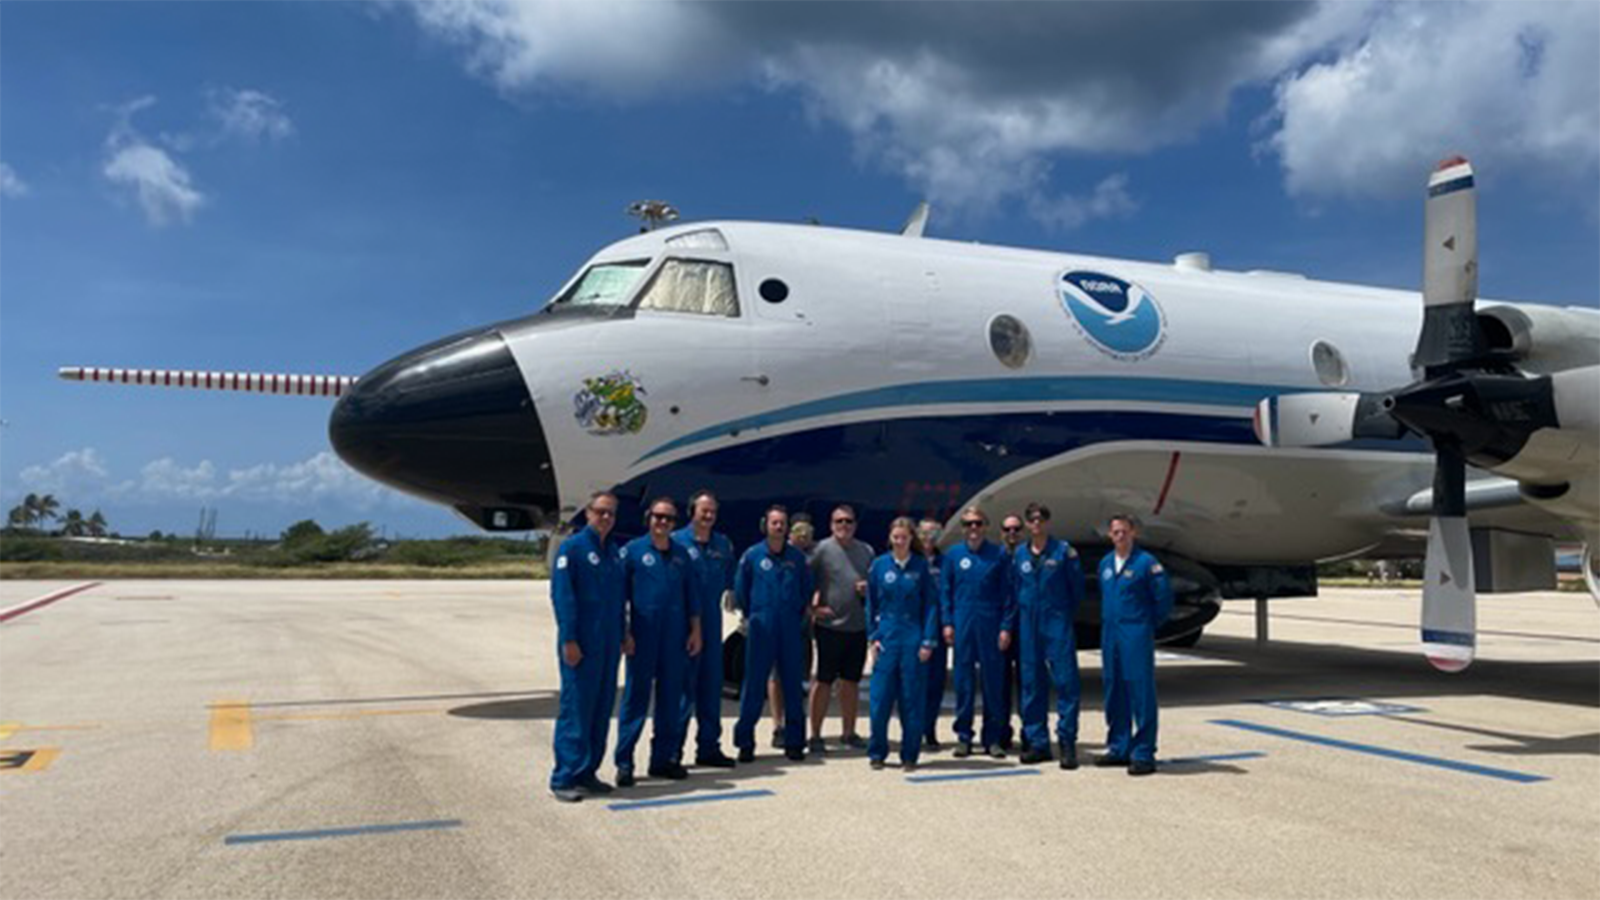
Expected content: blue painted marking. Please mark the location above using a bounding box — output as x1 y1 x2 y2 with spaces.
607 789 775 811
905 768 1044 784
225 819 463 845
638 376 1313 462
1164 751 1267 765
1428 174 1475 197
1421 628 1475 647
1211 719 1548 783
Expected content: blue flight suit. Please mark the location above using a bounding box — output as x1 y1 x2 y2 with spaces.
732 541 814 753
614 536 697 773
549 526 626 792
672 526 735 760
921 550 948 742
1005 538 1086 753
867 553 939 764
1099 548 1174 764
941 541 1010 749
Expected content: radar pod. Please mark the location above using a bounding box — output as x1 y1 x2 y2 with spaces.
58 366 358 398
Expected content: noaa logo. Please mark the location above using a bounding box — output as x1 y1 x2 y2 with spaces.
556 555 569 570
1058 270 1167 361
643 553 656 567
884 571 898 585
960 557 972 571
1021 561 1034 574
587 551 601 565
760 558 773 572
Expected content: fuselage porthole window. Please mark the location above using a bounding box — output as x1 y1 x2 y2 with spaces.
759 278 790 304
1311 339 1350 387
636 259 740 317
989 314 1032 369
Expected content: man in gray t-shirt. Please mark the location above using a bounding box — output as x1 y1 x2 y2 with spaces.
806 505 875 751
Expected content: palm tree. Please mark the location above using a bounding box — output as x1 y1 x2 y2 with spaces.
88 510 108 538
6 504 28 530
34 494 60 526
61 509 87 537
21 493 41 529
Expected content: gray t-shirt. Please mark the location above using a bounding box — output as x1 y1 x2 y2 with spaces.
810 536 875 633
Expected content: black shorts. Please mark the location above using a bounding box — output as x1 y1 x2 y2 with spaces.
814 626 867 684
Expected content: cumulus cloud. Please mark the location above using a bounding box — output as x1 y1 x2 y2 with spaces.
1266 2 1600 199
1027 173 1138 232
102 97 206 226
16 448 112 497
0 162 29 198
206 87 295 144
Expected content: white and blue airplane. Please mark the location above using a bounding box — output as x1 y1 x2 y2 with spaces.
62 157 1599 670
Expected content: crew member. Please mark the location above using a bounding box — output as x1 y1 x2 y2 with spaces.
807 505 874 753
672 490 738 768
548 491 627 803
866 517 939 771
1003 503 1085 769
1095 514 1174 777
733 505 814 762
917 518 948 750
997 513 1025 751
941 507 1010 758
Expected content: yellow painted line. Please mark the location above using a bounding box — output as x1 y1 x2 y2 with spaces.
20 748 59 772
0 722 19 741
0 722 100 741
255 707 449 723
209 699 253 751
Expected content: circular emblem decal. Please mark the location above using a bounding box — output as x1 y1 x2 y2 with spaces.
1021 561 1033 574
556 555 569 570
643 553 656 567
960 557 972 571
760 558 773 572
587 551 601 565
884 571 898 584
1059 270 1167 361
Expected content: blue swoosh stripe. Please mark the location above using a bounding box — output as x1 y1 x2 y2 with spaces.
637 376 1308 464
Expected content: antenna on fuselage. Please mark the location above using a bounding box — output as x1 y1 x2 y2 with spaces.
627 199 679 232
900 201 930 237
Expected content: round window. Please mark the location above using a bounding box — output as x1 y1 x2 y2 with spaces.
989 315 1032 369
1311 340 1350 387
759 279 789 303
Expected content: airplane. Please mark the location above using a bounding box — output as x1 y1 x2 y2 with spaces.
60 157 1599 672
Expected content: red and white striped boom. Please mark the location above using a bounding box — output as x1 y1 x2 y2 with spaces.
59 366 358 398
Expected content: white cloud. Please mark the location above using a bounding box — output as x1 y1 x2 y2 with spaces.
102 97 206 226
223 452 388 506
1027 173 1138 232
1266 2 1600 199
207 87 295 144
16 448 112 497
0 162 29 198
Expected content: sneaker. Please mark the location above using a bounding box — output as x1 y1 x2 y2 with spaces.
1058 741 1078 770
576 777 614 796
1019 746 1052 765
840 733 868 750
616 766 636 788
1128 759 1156 776
807 736 828 755
785 746 806 762
648 762 690 780
985 744 1007 759
551 787 584 803
1094 753 1130 768
737 746 755 764
869 758 886 770
695 751 737 769
1000 736 1015 752
923 735 943 752
770 728 785 749
903 761 918 773
953 741 972 759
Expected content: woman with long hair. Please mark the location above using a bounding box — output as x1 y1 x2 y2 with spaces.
865 517 939 771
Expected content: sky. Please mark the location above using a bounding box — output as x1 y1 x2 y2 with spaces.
2 1 1596 540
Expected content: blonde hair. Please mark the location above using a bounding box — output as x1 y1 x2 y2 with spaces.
887 516 925 557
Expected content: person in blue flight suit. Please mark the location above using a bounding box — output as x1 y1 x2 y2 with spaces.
549 491 628 803
1094 514 1175 776
917 518 949 751
733 505 815 763
997 513 1026 751
866 517 940 771
940 506 1012 759
671 490 738 769
614 497 703 787
1002 502 1086 769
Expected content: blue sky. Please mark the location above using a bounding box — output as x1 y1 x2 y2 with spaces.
2 1 1596 540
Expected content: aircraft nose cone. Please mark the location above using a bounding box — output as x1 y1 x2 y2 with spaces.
329 329 557 529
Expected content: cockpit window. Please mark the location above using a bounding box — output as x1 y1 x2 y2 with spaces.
636 259 739 317
552 260 649 310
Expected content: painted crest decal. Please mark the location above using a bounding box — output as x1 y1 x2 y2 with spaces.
1058 271 1167 361
574 370 649 435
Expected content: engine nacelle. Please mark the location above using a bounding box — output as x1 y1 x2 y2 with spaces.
1477 304 1600 374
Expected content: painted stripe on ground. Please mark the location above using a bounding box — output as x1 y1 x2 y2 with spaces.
209 699 253 752
1210 719 1548 783
225 819 463 845
906 768 1045 784
607 789 775 811
0 582 101 624
1164 751 1267 765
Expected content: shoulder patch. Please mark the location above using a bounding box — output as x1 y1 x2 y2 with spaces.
556 555 568 570
1068 547 1079 558
1151 563 1164 574
688 546 701 561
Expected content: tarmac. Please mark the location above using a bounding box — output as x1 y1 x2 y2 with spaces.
1 579 1596 899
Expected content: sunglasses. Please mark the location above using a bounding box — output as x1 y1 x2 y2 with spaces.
833 518 855 525
650 512 677 522
589 507 617 518
961 520 985 528
1026 515 1047 524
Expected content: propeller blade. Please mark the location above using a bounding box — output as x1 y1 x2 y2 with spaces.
1415 156 1485 376
1253 392 1402 447
1421 443 1476 672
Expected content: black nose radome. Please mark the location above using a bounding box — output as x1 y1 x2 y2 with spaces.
329 329 556 530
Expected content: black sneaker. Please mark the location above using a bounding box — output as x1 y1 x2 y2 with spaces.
551 787 583 803
869 758 886 770
1128 759 1156 776
576 777 614 795
903 761 918 773
1094 754 1130 768
785 746 806 762
1000 736 1015 751
770 729 785 749
1019 746 1052 765
985 744 1007 759
616 766 636 788
737 746 755 763
695 751 737 769
953 741 972 759
1058 741 1078 770
841 733 867 750
807 736 828 755
923 736 943 752
648 762 690 780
